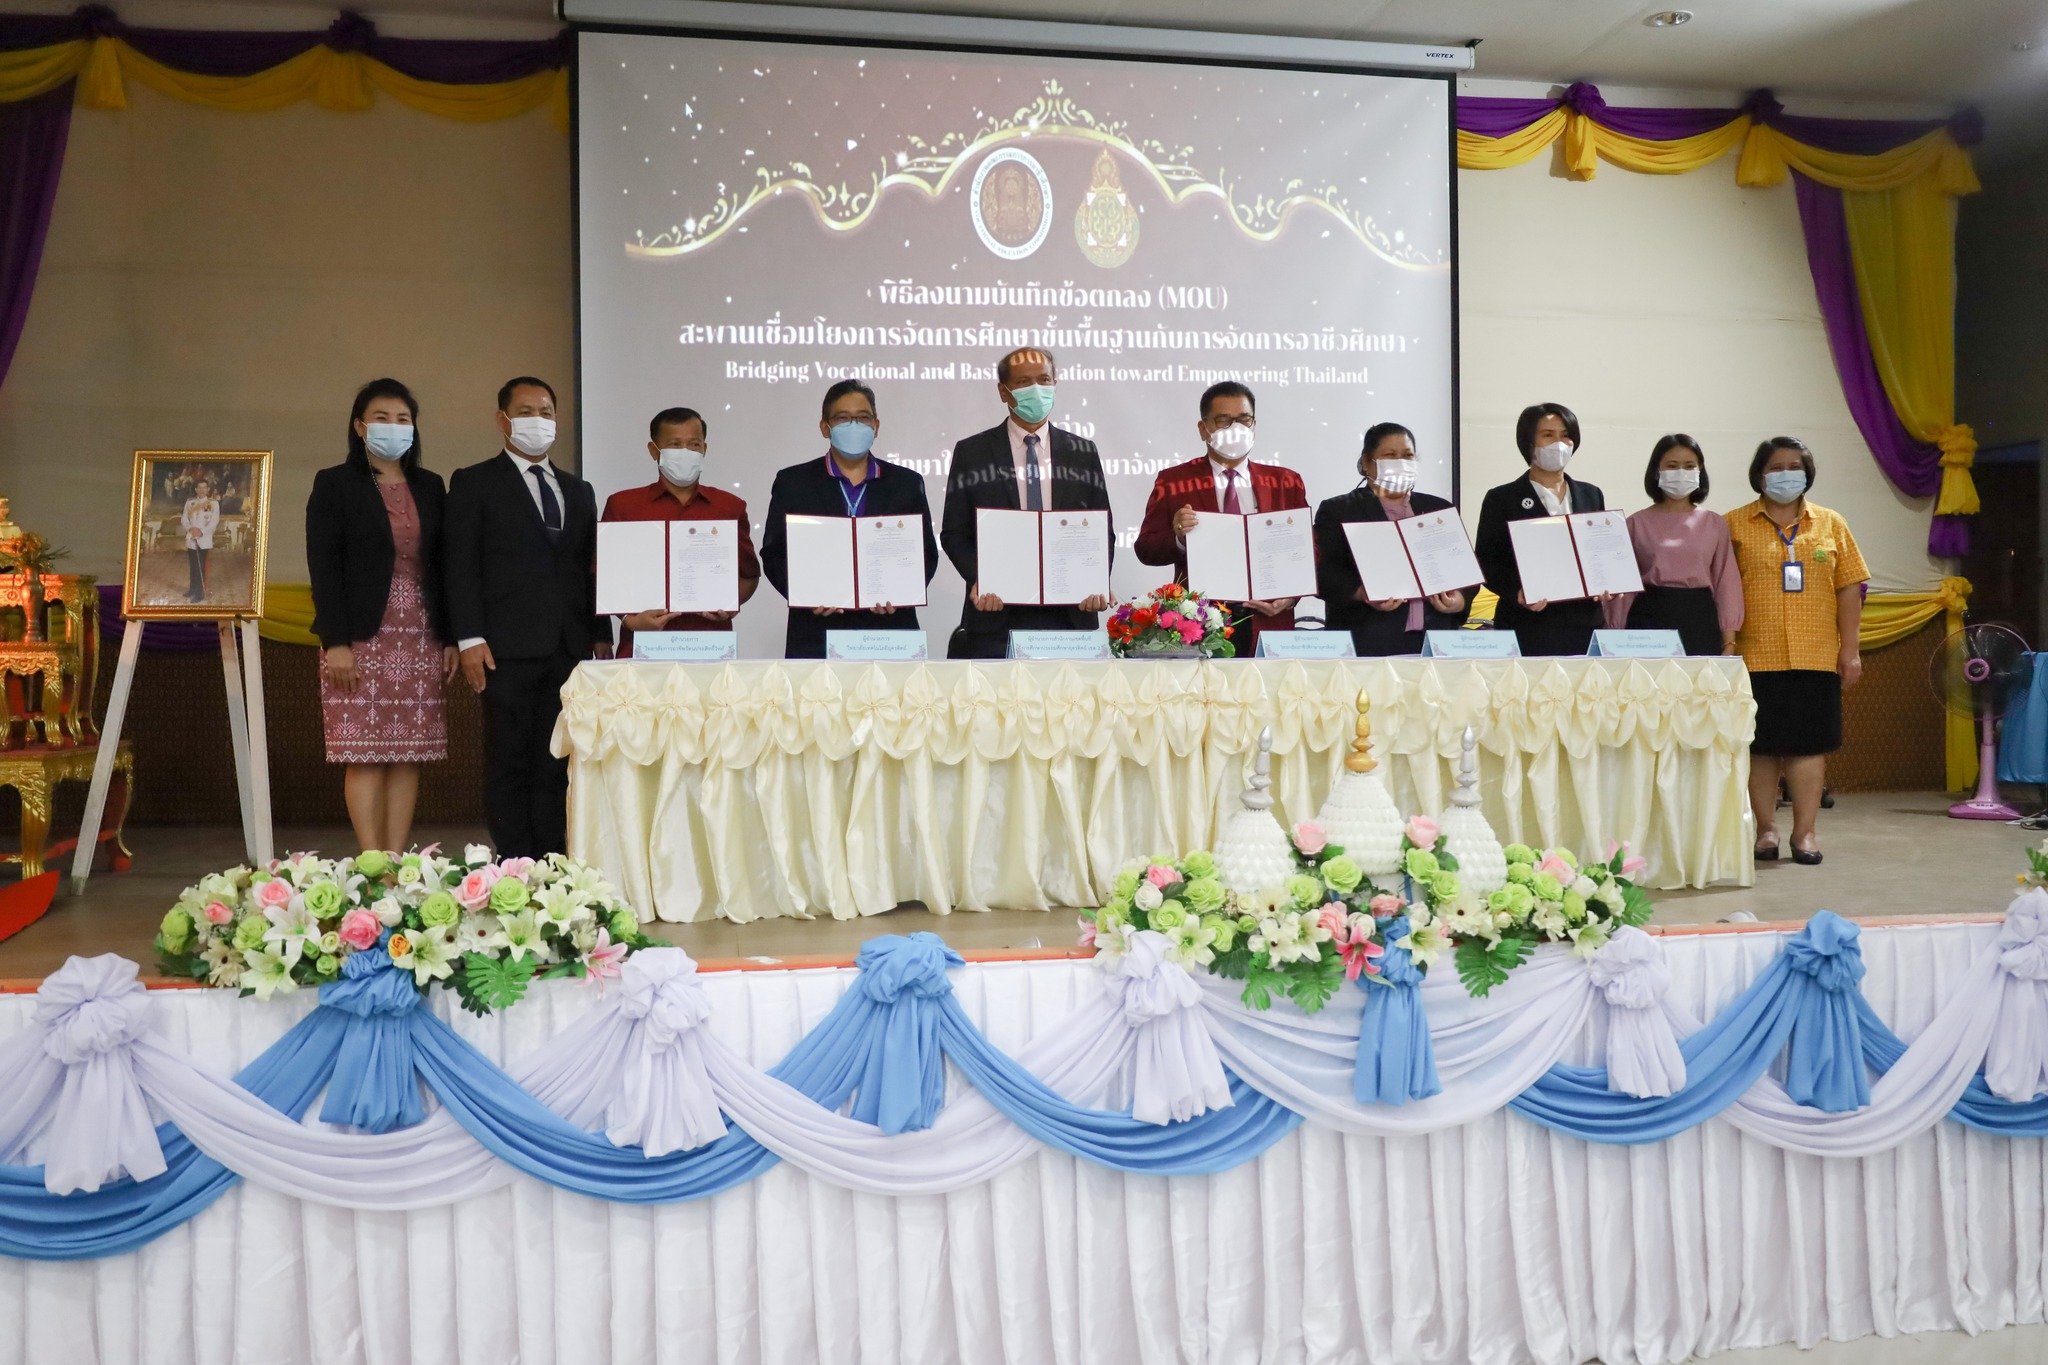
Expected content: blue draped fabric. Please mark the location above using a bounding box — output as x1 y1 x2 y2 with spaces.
1780 913 1871 1111
318 945 429 1133
1852 997 2048 1135
1353 917 1441 1106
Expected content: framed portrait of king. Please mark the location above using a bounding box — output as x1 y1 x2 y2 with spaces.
121 450 273 620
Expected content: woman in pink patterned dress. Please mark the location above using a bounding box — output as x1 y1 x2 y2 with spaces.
307 379 458 851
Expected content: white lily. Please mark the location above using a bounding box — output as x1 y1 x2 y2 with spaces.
241 947 297 1000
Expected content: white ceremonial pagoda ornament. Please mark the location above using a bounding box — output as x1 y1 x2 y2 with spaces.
1436 726 1508 895
1213 727 1297 895
1313 690 1406 878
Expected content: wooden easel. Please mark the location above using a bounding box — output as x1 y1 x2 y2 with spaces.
70 616 273 890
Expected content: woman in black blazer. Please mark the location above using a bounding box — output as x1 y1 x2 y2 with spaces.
1315 422 1470 655
307 378 457 852
1474 402 1608 657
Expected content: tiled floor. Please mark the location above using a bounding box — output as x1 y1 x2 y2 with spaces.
2 791 2036 981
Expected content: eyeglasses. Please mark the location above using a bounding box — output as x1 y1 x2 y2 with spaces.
1208 414 1257 429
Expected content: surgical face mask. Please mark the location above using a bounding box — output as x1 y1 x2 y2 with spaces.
829 420 877 457
658 446 705 486
506 415 556 458
1657 468 1701 500
1007 384 1056 425
1763 469 1808 504
1207 424 1255 462
1372 458 1418 497
1531 440 1574 473
363 422 414 462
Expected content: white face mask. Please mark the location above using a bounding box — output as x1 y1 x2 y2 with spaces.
363 422 414 462
1532 440 1574 473
506 415 556 458
658 446 705 486
1207 424 1255 462
1658 468 1701 500
1372 458 1418 496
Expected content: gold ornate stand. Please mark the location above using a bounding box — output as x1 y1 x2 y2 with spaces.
0 740 133 878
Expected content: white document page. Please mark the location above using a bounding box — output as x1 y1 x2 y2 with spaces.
976 508 1043 606
1396 508 1485 597
854 515 928 608
1567 511 1644 596
1246 510 1318 600
1508 516 1588 604
594 521 668 615
1343 521 1421 602
784 515 858 610
1185 512 1252 602
1041 510 1110 605
666 520 740 613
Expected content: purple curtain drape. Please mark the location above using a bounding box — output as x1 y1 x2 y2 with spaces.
96 584 228 652
0 80 72 394
1454 83 1952 155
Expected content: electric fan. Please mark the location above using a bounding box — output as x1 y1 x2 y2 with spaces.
1929 623 2034 820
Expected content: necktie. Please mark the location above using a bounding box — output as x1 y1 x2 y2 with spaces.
1024 434 1044 511
1221 467 1242 515
530 464 562 535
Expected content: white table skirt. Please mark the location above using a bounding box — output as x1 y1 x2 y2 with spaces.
553 658 1758 923
1 920 2037 1365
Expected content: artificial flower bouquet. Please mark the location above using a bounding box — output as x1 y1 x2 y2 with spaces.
1420 839 1656 995
1106 584 1236 658
155 846 657 1015
2021 837 2048 889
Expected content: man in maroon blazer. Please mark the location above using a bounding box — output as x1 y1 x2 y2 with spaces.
1134 381 1311 655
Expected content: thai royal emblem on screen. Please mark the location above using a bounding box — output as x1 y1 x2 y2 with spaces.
970 147 1051 259
1075 148 1140 268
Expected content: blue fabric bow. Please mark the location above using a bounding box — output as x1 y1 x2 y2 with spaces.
1781 911 1871 1112
1354 918 1441 1106
317 946 428 1133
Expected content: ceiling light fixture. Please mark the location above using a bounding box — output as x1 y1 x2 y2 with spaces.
1645 10 1694 27
2015 40 2037 51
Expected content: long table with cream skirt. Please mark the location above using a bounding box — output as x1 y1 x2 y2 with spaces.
552 657 1757 923
0 918 2038 1365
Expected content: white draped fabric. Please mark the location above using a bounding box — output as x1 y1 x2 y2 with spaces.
1 920 2044 1365
551 657 1758 922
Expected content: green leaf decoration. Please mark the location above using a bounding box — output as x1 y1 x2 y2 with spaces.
452 951 536 1016
1211 944 1253 980
1454 934 1534 998
1285 951 1347 1014
1437 850 1460 872
1241 960 1288 1012
540 959 589 981
1617 883 1656 929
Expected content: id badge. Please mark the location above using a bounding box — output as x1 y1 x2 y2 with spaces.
1782 561 1804 593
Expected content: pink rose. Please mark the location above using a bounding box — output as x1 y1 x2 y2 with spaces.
1159 610 1183 629
1369 894 1405 919
1405 816 1440 849
1179 622 1204 643
1621 856 1648 877
1146 864 1180 888
1316 906 1347 936
252 879 293 913
496 856 537 879
1293 821 1327 855
337 909 381 950
203 900 234 925
1536 855 1575 882
454 868 501 911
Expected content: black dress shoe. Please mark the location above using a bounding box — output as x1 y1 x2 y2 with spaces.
1792 848 1822 866
1754 843 1780 862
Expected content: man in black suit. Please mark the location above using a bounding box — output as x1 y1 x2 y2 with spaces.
760 379 940 658
444 376 601 858
939 347 1114 659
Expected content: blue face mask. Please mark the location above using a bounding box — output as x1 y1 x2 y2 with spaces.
364 422 414 461
1007 384 1055 425
829 420 877 457
1763 469 1808 504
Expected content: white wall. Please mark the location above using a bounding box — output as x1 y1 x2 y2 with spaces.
1457 154 1947 594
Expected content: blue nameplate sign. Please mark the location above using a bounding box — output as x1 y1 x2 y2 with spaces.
1421 629 1521 659
632 632 737 662
1008 629 1111 661
1254 631 1355 659
1588 629 1685 659
826 629 929 661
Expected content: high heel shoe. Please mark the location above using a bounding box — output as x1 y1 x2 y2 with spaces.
1754 842 1780 862
1792 846 1822 866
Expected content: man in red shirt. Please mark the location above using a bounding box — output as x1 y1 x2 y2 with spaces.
1133 381 1311 655
599 407 761 656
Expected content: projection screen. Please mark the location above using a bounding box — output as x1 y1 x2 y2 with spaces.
577 28 1455 657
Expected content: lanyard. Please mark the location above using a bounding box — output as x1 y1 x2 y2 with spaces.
1772 514 1800 559
830 456 872 517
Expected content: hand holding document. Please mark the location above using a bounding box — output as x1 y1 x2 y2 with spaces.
1245 511 1316 600
1185 512 1252 602
597 521 741 615
1342 522 1421 602
1507 516 1588 604
1565 511 1643 596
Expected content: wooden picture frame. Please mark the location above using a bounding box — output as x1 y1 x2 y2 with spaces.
121 450 273 620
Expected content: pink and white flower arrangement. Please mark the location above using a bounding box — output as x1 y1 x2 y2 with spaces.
1105 584 1237 658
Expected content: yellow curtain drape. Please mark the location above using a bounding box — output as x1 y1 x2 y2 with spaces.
253 582 319 646
0 35 566 128
1565 113 1751 179
1861 577 1974 789
1455 109 1570 172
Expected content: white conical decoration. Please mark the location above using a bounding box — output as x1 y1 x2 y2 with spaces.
1214 727 1297 895
1437 726 1507 895
1315 689 1406 876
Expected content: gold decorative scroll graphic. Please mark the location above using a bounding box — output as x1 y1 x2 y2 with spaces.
627 79 1444 272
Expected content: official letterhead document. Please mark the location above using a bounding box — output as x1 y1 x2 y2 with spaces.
1507 516 1588 604
1186 511 1252 602
853 515 928 609
666 520 740 613
1246 510 1317 600
595 521 668 616
783 514 857 609
1041 510 1110 605
975 508 1042 606
1566 511 1643 597
1342 521 1422 602
1396 509 1485 597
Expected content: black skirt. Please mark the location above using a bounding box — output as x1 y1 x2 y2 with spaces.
1493 597 1601 657
1749 668 1843 756
1627 585 1723 657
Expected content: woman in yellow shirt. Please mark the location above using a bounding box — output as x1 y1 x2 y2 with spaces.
1725 437 1867 865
